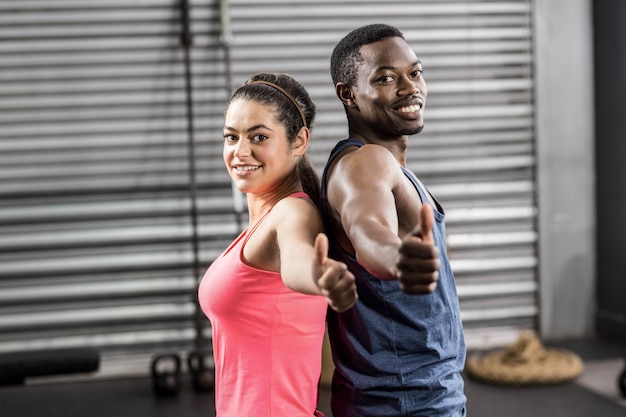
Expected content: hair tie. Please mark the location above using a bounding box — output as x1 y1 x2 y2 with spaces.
247 80 307 128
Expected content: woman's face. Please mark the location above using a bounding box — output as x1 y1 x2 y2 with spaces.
222 98 300 195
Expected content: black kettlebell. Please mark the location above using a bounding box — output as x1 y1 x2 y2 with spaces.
151 353 181 397
187 350 215 392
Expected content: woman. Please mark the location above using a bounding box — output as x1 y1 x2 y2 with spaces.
198 73 357 416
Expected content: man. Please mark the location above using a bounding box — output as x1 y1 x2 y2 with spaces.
320 23 467 416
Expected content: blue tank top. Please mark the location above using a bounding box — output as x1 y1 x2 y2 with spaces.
320 139 467 417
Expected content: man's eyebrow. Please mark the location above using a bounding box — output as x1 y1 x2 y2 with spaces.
375 60 422 72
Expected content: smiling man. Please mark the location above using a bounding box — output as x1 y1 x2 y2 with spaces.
320 24 467 416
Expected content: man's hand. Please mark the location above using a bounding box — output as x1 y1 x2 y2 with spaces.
313 233 358 312
395 204 440 294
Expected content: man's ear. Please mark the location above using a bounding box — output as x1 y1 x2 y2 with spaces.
292 126 310 157
336 82 355 107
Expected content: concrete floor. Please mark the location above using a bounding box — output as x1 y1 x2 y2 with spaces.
576 357 626 408
0 337 624 417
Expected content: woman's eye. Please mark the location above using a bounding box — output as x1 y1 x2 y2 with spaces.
224 134 237 142
251 133 268 143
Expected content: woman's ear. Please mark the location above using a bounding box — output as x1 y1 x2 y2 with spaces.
292 126 310 157
336 82 355 107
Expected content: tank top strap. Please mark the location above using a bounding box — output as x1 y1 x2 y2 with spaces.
321 139 363 206
243 192 312 247
246 209 271 238
288 191 310 200
400 166 444 218
328 138 364 161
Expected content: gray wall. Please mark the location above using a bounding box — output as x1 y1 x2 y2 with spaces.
534 0 596 339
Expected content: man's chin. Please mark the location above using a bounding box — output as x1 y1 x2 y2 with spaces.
398 124 424 136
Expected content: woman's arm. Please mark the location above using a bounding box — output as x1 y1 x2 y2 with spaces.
274 197 357 312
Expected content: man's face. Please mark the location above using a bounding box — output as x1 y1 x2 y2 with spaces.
352 37 427 138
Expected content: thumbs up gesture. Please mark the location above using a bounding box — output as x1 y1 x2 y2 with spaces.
313 233 358 313
395 204 441 294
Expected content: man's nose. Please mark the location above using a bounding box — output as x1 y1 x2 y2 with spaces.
399 76 420 95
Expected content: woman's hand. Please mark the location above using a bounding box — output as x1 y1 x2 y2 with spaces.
313 233 358 313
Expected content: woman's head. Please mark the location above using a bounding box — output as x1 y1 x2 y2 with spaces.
232 73 316 139
224 73 320 203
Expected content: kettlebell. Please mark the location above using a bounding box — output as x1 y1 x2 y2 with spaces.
187 349 215 392
151 353 181 397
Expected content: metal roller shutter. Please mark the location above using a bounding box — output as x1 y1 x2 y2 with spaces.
0 0 537 380
223 0 537 349
0 0 232 377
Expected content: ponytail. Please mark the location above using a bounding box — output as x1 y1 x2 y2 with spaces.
298 154 321 207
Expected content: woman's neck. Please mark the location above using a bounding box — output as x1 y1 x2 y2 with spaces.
245 180 303 225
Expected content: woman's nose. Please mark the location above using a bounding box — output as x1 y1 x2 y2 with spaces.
234 140 251 157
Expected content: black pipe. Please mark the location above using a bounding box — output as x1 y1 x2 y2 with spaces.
179 0 204 350
219 0 244 230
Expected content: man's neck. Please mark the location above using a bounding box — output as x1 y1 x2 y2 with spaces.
349 131 409 166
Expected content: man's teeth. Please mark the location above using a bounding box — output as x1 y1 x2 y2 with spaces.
399 104 421 113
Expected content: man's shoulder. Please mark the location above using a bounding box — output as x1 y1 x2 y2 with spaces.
336 142 396 168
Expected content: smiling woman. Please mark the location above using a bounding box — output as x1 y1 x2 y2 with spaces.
223 73 321 207
222 98 304 198
197 73 357 417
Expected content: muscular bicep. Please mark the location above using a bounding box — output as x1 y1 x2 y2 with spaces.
333 162 398 238
327 148 403 279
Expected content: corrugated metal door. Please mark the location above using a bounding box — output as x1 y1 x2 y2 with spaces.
0 0 234 377
0 0 537 380
223 0 537 349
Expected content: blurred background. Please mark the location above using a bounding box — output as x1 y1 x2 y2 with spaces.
0 0 623 382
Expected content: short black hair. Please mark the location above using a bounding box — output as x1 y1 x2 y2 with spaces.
330 23 405 87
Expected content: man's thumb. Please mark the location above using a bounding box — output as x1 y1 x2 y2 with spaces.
418 203 435 243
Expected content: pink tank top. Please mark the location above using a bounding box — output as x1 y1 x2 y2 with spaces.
198 193 327 416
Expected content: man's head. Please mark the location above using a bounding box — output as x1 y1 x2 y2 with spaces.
330 23 404 88
331 24 427 139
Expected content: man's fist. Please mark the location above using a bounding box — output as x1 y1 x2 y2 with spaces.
395 204 440 294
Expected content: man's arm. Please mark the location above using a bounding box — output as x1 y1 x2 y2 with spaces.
328 145 401 280
328 145 439 293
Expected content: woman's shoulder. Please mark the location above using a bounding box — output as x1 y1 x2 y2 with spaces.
273 192 318 214
271 193 322 227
